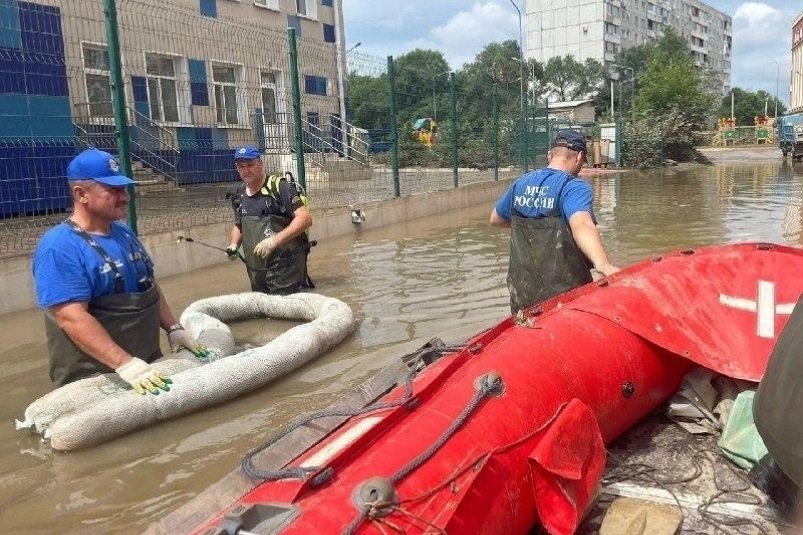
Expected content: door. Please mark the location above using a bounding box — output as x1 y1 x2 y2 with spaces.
260 70 289 152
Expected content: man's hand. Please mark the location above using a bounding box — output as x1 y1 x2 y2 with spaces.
168 327 211 359
253 236 277 259
116 357 172 395
594 262 620 277
224 244 240 261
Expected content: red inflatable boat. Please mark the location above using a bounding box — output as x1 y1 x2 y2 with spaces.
152 243 803 535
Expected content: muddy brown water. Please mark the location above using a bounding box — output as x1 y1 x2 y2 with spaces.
1 155 802 533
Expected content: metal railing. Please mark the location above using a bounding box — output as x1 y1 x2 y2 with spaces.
73 101 180 182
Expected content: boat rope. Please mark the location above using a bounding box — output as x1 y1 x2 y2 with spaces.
606 447 771 535
343 373 504 535
240 343 464 483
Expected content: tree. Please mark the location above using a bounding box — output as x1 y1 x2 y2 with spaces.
347 73 389 128
717 88 786 126
542 55 605 102
629 28 716 160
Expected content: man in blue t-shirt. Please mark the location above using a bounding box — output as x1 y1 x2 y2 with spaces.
490 129 619 312
33 148 209 392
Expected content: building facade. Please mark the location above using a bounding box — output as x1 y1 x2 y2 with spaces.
791 10 803 113
525 0 732 95
0 0 346 216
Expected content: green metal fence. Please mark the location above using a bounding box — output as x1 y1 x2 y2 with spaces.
0 0 566 259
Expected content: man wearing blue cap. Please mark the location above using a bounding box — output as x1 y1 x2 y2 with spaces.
32 148 209 394
225 145 313 294
490 129 619 312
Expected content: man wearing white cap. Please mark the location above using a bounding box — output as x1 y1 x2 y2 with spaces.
33 148 209 394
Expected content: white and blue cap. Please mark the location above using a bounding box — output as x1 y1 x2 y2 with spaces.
66 148 135 186
233 145 262 161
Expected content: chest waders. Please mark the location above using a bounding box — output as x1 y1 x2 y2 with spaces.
240 213 312 295
754 295 803 489
507 177 592 313
45 223 161 387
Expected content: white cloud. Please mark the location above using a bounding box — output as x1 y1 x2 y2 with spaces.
406 2 519 68
732 2 782 48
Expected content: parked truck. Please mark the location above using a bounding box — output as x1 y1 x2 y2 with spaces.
778 113 803 160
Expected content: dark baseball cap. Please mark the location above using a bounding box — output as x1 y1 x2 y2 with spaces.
66 148 135 186
551 129 588 157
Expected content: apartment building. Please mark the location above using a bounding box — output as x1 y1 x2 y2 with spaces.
0 0 345 215
791 10 803 112
525 0 732 95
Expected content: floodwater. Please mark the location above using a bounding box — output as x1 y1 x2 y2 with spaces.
2 153 803 533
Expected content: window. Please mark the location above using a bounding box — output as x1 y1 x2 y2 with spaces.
304 75 327 96
82 43 112 117
145 54 179 122
296 0 317 19
260 70 278 125
254 0 279 9
323 23 336 43
212 63 241 125
321 0 333 6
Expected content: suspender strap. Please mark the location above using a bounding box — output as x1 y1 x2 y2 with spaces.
65 220 126 294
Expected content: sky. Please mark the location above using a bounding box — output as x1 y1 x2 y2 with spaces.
343 0 798 106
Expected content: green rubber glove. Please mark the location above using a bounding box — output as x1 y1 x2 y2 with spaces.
116 357 172 395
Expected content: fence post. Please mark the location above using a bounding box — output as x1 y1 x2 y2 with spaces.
387 56 400 197
449 71 458 188
288 28 306 191
102 0 137 233
493 82 499 181
523 92 529 172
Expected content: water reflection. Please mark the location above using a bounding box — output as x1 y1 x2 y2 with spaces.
1 159 802 533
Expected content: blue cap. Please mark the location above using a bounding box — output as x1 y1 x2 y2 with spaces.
66 149 135 186
551 129 588 155
233 145 262 161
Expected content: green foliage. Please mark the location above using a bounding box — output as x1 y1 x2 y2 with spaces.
624 27 716 163
543 55 604 101
716 87 786 126
347 73 388 128
623 109 709 167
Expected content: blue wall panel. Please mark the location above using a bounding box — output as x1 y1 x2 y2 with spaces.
18 2 64 56
0 0 23 49
0 1 73 215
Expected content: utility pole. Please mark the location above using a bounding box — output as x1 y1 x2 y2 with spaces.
775 61 780 119
731 90 734 121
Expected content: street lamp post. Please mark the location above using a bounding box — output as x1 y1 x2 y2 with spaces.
346 42 362 55
432 70 451 121
509 0 529 170
612 64 634 120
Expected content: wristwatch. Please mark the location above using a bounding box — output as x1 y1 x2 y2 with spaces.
166 323 184 334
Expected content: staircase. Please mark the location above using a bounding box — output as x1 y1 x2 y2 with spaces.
132 160 184 196
261 113 371 183
74 102 182 194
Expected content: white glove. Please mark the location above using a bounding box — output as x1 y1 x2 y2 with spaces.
168 326 211 359
116 357 171 395
253 236 277 259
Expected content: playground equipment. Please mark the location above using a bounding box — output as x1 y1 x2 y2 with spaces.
413 117 438 146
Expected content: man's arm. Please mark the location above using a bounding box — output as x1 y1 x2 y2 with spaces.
489 208 511 228
568 211 619 276
228 224 243 250
156 284 180 332
273 206 312 247
48 302 134 369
